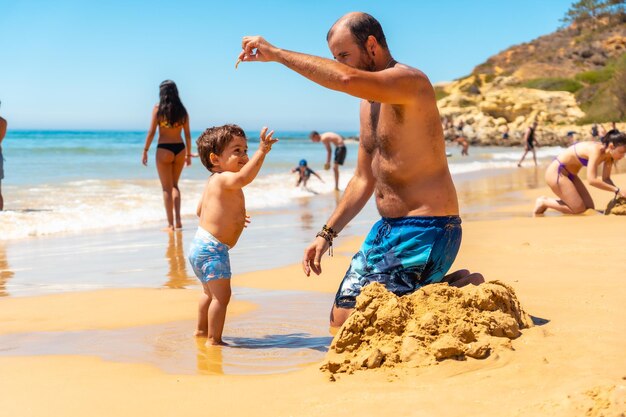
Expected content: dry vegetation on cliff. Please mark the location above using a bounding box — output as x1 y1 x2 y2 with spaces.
438 2 626 145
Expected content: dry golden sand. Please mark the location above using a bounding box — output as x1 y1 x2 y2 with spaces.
1 174 626 416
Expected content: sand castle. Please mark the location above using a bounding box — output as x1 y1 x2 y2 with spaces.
322 281 533 374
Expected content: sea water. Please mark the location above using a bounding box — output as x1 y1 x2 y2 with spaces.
0 130 564 240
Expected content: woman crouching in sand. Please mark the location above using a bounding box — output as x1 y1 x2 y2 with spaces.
534 131 626 215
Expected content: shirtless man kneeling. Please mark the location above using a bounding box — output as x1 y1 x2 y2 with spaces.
239 12 483 329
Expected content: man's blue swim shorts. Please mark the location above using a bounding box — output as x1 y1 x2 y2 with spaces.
334 215 462 309
188 227 232 283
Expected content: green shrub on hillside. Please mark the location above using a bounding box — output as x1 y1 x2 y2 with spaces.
434 86 449 101
458 98 474 107
575 53 626 123
577 84 621 124
575 67 614 84
522 77 584 93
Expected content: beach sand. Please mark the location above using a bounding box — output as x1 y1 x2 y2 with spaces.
1 172 625 416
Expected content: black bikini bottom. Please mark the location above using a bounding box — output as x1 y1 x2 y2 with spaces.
157 142 186 156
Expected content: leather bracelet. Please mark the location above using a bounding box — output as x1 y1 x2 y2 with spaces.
322 224 338 238
316 229 335 257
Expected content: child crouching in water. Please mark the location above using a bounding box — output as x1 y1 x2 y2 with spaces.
189 124 278 345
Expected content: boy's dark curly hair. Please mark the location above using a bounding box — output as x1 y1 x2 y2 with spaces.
196 124 246 172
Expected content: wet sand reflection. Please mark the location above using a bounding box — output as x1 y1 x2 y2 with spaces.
195 339 225 375
164 231 195 289
0 242 14 297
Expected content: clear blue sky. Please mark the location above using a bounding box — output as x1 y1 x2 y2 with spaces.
0 0 574 131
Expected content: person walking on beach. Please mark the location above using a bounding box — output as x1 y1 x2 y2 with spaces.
0 101 7 211
189 125 278 345
517 120 539 167
534 131 626 215
309 131 347 191
239 12 481 329
142 80 193 231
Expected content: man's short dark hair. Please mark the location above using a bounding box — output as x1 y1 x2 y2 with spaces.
327 13 388 52
196 124 246 172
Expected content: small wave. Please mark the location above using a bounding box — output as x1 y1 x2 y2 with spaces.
0 169 350 240
489 146 563 161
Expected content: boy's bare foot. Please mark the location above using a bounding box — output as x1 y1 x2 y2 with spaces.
534 197 548 216
162 225 175 232
206 339 229 347
194 330 208 338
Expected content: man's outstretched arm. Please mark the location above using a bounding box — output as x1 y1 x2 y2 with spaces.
238 36 426 105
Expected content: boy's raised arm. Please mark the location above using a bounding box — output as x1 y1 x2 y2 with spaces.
221 127 278 189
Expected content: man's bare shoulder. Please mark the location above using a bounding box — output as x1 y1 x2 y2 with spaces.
0 117 6 125
394 63 432 86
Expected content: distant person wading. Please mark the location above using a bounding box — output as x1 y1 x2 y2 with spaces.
142 80 193 231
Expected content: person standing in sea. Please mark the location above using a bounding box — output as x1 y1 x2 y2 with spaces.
238 12 482 329
142 80 193 231
309 130 347 190
0 101 7 211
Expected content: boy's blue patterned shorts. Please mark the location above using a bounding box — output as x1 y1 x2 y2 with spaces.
188 227 232 282
334 216 462 308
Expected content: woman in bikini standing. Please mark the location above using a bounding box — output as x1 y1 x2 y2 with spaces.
534 131 626 215
142 80 193 231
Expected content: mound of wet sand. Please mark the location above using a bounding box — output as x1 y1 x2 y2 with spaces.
605 196 626 215
322 281 533 374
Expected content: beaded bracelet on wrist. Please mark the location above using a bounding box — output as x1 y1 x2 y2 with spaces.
316 224 339 257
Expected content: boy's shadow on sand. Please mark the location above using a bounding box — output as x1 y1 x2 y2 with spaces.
227 333 333 353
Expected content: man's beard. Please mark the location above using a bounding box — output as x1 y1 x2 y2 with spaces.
357 52 376 72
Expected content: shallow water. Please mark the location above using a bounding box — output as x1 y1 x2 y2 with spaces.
0 288 334 375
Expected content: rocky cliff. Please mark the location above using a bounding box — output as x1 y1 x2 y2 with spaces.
437 16 626 146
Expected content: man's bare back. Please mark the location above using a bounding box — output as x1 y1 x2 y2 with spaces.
319 132 344 148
